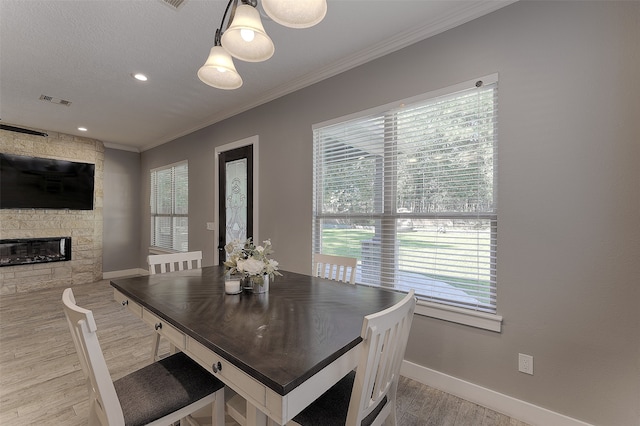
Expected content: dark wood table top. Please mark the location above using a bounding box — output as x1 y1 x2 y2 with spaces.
110 265 404 396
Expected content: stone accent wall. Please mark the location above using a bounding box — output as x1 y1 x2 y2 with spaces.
0 127 104 294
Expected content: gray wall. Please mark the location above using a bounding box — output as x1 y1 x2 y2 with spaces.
135 2 639 425
103 148 141 272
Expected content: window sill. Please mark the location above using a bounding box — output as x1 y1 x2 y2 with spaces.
415 300 502 332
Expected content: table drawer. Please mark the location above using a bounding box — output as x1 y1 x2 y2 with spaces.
142 309 186 350
113 289 143 318
186 336 266 406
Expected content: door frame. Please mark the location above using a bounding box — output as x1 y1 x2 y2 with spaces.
214 135 259 265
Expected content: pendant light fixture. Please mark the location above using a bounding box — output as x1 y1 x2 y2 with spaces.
197 40 243 90
221 2 274 62
262 0 327 29
198 0 327 90
198 0 245 89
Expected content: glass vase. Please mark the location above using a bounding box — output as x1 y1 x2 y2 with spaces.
250 274 269 294
242 275 253 292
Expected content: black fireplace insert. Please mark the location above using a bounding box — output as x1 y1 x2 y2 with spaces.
0 237 71 267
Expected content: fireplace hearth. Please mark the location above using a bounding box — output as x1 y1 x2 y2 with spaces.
0 237 72 267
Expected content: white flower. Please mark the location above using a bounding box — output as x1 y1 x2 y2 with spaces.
224 237 282 280
237 257 265 275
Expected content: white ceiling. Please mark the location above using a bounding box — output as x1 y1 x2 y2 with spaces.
0 0 514 152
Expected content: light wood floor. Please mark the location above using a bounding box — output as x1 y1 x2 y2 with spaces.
0 279 530 426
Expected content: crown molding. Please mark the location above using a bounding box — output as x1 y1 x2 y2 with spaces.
104 141 140 153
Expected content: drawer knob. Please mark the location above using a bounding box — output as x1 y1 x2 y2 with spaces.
212 361 222 373
154 322 162 331
122 300 128 306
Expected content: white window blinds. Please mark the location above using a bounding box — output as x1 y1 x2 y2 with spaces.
313 76 498 313
150 161 188 252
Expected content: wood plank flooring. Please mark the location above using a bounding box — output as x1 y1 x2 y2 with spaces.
0 280 530 426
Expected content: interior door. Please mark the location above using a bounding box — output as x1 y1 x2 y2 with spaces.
217 145 254 265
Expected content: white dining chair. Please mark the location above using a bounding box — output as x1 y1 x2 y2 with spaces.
313 253 358 284
147 250 202 275
289 290 416 426
62 287 225 426
147 250 203 361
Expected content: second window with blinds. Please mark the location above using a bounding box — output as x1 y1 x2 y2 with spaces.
150 160 189 252
313 75 500 328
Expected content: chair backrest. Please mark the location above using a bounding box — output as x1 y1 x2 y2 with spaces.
148 250 202 275
62 288 125 425
346 290 416 426
313 253 357 284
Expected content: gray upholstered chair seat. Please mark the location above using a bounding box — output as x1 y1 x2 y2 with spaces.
291 371 387 426
114 352 224 426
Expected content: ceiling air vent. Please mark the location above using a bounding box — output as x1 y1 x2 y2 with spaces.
159 0 186 10
39 94 72 106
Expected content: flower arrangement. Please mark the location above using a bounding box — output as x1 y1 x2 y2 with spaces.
224 238 282 282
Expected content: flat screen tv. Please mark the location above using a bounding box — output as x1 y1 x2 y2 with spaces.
0 153 95 210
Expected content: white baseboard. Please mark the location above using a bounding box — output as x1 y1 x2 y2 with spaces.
400 361 593 426
102 268 148 279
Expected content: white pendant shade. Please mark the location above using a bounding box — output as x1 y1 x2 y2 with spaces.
262 0 327 29
197 46 243 90
221 4 274 62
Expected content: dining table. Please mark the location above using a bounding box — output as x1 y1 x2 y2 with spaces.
110 265 405 426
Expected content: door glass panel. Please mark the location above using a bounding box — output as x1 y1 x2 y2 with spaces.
225 158 248 244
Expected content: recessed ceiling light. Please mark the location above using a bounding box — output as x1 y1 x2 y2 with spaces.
78 127 88 132
132 73 148 82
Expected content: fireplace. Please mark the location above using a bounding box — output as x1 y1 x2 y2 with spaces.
0 237 72 267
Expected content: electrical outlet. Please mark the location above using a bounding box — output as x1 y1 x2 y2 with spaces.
518 353 534 375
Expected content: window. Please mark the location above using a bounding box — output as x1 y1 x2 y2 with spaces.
150 161 188 252
313 76 498 322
